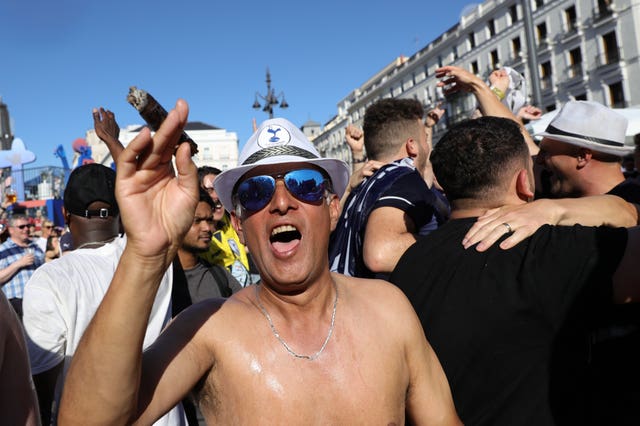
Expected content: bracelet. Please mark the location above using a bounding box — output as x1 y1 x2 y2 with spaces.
490 86 506 101
352 156 367 164
426 111 440 126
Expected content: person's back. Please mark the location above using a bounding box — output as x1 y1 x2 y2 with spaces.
391 218 625 425
22 164 184 425
390 116 638 425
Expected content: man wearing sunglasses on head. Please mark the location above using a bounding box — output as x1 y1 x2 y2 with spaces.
0 215 44 319
59 101 461 425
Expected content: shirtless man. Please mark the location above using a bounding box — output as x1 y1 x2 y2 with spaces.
59 100 460 425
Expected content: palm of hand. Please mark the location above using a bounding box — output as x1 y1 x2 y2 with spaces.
117 168 197 257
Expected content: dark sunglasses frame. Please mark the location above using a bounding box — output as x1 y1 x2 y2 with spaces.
12 224 30 230
234 168 332 212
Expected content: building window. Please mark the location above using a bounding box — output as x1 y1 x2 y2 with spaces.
536 22 548 47
203 147 212 161
540 61 552 90
509 4 518 23
488 18 496 37
468 32 476 49
565 6 577 32
595 0 613 19
490 49 500 69
438 55 443 67
512 36 522 58
535 0 544 9
602 31 620 65
471 60 479 74
574 93 587 101
608 81 625 108
453 45 458 60
546 104 556 112
424 64 430 77
568 47 583 77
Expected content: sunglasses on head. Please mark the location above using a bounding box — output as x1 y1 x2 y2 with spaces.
235 169 330 212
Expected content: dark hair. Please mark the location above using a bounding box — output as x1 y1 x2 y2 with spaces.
363 98 424 160
197 166 222 187
46 235 58 252
198 188 215 208
431 117 530 202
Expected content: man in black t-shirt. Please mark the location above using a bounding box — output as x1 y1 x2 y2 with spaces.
390 117 640 426
536 101 640 424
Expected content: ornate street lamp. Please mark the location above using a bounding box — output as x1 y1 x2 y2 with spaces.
252 68 289 119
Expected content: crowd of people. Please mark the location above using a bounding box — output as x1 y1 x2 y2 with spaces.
0 64 639 425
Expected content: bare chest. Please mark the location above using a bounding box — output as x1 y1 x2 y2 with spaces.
198 328 409 424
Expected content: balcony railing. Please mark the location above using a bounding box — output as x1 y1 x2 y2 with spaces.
566 63 584 79
593 4 614 22
595 50 621 67
537 39 551 51
1 166 67 202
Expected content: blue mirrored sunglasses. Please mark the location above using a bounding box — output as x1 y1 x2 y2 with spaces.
235 169 330 212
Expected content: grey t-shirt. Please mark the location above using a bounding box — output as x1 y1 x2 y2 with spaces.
183 262 242 304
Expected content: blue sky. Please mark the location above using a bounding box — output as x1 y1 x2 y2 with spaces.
1 0 475 168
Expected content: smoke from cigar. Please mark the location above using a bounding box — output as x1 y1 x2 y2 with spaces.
126 86 199 155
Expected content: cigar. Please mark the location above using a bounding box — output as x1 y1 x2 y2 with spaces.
126 86 199 155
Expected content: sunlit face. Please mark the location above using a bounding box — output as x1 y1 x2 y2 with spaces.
202 173 225 221
182 201 215 253
232 163 339 293
42 221 54 238
9 218 31 246
537 138 582 197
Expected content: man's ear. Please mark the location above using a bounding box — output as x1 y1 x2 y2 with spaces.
62 206 70 226
230 210 245 245
516 169 534 202
576 148 592 168
405 137 419 158
328 194 340 232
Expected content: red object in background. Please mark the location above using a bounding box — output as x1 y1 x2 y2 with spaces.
71 138 87 153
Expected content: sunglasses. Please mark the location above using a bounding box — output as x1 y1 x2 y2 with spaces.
12 224 30 230
235 169 330 212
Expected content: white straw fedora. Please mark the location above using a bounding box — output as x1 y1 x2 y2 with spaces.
214 118 349 212
536 100 634 156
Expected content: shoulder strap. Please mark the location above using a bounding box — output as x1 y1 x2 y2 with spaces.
207 263 233 298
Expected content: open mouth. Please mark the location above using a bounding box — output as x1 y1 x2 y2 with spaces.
270 225 301 253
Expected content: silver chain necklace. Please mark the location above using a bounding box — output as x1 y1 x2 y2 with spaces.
255 282 338 361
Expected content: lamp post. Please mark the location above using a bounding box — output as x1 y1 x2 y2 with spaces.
521 0 543 108
252 68 289 119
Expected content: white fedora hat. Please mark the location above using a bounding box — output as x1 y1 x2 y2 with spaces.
536 100 634 156
214 118 349 212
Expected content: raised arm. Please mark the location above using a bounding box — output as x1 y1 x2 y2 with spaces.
59 100 200 424
463 195 639 251
435 65 539 156
93 107 125 162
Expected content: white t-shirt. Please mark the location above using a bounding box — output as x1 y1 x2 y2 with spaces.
23 235 186 425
